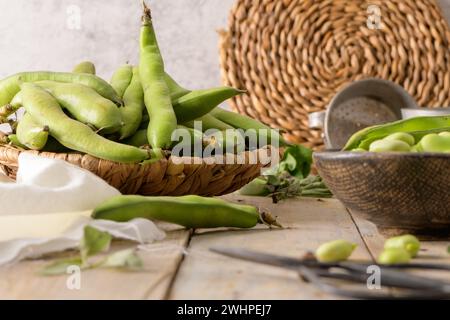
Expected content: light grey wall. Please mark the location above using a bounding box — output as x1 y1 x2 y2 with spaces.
0 0 449 89
0 0 235 89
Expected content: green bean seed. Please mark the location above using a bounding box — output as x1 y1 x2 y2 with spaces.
315 240 357 263
416 133 450 153
0 71 121 107
21 83 150 163
140 3 177 149
383 132 415 146
16 113 49 150
377 248 411 265
72 61 96 75
384 234 420 258
92 195 277 229
369 139 411 152
110 65 133 99
119 67 145 139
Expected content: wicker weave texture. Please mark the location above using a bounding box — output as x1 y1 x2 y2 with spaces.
0 145 266 196
219 0 450 149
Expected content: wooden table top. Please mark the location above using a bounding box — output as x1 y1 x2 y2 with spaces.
0 194 449 299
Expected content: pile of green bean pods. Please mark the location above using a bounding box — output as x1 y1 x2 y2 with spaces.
344 115 450 153
0 2 286 164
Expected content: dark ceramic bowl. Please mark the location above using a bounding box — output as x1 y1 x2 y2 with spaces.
314 151 450 237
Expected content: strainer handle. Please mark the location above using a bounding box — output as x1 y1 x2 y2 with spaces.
308 111 326 129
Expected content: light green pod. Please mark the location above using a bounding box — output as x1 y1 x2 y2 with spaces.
7 134 27 149
165 73 190 100
173 87 245 123
315 240 357 263
16 113 49 150
377 248 411 265
417 133 450 153
210 107 286 146
35 81 122 134
92 195 261 229
72 61 96 75
110 65 133 99
369 139 411 152
0 71 121 107
183 114 234 132
383 132 415 146
140 5 177 149
119 67 145 139
384 234 420 258
21 83 149 163
125 126 205 149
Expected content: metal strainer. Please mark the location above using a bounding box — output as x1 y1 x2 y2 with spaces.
309 78 418 149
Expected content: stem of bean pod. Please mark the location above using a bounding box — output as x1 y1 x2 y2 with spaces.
142 1 151 24
0 104 14 118
259 211 283 228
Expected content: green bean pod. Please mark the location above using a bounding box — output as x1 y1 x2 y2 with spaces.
34 81 122 134
110 65 133 99
183 114 234 132
344 116 450 151
165 73 190 100
140 4 177 149
21 83 150 163
92 195 263 229
124 125 207 149
210 108 286 146
72 61 96 75
173 87 245 123
16 113 49 150
119 67 145 139
7 134 27 149
0 71 121 107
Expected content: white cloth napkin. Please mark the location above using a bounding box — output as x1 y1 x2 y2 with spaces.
0 153 165 266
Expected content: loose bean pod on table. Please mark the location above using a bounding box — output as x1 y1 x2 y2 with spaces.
72 61 96 75
34 81 122 134
16 113 49 150
92 195 278 229
119 67 145 139
0 71 121 108
21 83 150 163
172 87 245 123
110 65 133 99
140 3 177 150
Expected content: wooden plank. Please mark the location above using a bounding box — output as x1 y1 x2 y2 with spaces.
0 227 190 300
169 195 373 300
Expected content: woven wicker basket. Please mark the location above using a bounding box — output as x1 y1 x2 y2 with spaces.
219 0 450 149
0 144 270 196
